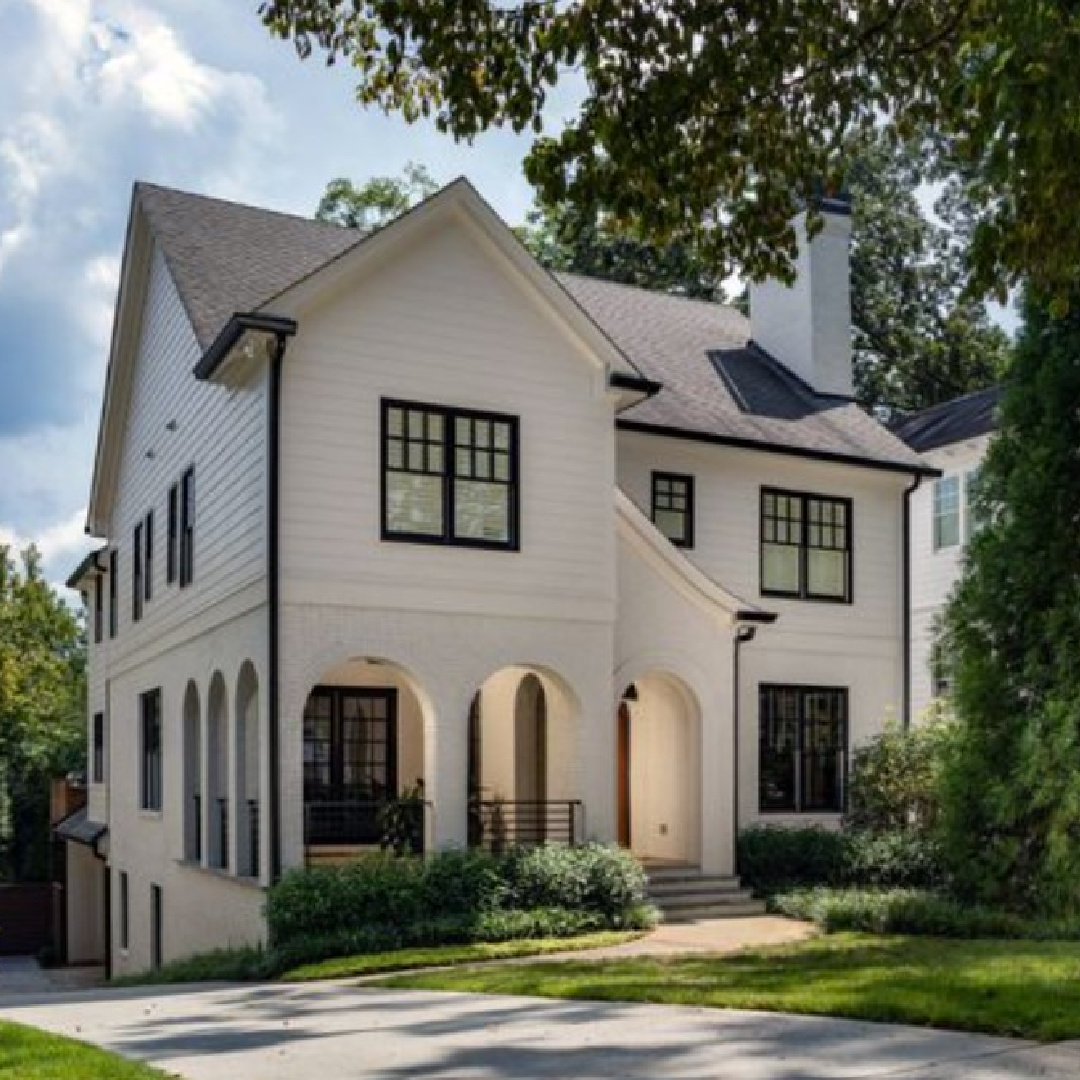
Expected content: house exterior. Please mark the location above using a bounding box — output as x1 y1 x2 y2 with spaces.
893 387 1003 715
63 178 934 975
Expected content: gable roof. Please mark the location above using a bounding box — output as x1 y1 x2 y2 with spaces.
127 180 929 475
891 385 1004 453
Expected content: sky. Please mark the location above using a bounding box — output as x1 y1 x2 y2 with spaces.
0 0 551 593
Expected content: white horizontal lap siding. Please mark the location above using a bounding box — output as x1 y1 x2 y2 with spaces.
280 217 616 618
908 436 990 714
617 429 908 823
107 242 269 665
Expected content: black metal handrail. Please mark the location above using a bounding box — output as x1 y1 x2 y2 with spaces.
471 799 584 851
304 799 388 847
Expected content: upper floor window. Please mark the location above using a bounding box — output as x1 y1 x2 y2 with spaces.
761 488 852 602
140 689 162 812
143 510 154 604
93 575 103 644
759 684 848 813
92 711 105 784
651 472 694 548
167 483 179 585
382 400 519 549
933 475 961 550
964 468 986 541
179 467 195 587
108 550 118 638
132 522 144 623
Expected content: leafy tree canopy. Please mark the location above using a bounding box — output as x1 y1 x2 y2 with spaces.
316 161 438 231
261 1 1080 299
0 546 85 881
939 293 1080 914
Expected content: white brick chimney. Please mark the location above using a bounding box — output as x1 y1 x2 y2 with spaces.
748 199 853 397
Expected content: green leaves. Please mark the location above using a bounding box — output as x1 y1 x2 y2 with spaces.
315 161 438 231
262 0 1080 300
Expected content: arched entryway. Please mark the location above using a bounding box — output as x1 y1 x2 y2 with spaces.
468 666 579 849
182 681 201 863
617 672 702 868
300 657 429 861
207 672 229 870
234 662 260 878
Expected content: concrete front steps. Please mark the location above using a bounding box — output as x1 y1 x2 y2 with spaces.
646 867 765 922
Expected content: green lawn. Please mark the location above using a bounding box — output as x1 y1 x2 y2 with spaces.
0 1021 171 1079
376 932 1080 1041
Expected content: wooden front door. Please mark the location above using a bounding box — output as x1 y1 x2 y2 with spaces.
617 702 631 848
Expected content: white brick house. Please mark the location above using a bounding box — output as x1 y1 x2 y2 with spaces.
62 179 934 974
892 387 1002 715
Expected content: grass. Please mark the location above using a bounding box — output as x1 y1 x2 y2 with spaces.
376 932 1080 1042
111 931 643 987
0 1020 172 1079
278 930 641 981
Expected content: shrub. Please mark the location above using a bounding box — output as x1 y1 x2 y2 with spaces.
738 826 945 895
267 843 651 949
770 886 1080 939
848 719 949 835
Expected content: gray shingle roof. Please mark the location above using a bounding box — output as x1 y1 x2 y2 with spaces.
134 182 928 472
891 385 1003 453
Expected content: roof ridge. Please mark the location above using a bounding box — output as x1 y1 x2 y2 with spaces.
135 180 358 235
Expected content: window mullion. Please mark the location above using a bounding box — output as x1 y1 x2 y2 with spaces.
444 407 454 543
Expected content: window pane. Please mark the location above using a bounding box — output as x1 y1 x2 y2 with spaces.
493 453 510 481
759 687 799 811
654 509 687 544
933 476 960 549
386 473 444 535
387 439 404 469
762 544 800 593
807 549 848 598
387 408 404 437
454 480 510 542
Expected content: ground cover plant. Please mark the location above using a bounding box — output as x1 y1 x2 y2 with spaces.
0 1020 171 1079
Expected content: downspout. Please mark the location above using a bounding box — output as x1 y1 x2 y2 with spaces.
267 332 291 884
902 474 924 730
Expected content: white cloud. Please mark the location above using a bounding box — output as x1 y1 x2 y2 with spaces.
77 254 122 352
0 509 90 566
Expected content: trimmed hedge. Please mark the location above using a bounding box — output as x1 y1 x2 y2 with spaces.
737 826 944 895
770 887 1080 940
266 843 652 948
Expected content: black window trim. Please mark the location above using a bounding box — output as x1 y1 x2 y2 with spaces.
758 682 849 814
179 465 195 588
140 688 163 813
760 486 854 604
118 870 129 951
93 574 103 644
167 482 179 584
132 522 144 623
108 550 118 638
144 509 154 604
650 470 695 549
92 710 105 784
380 398 521 551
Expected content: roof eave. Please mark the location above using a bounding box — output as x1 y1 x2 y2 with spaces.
193 312 299 381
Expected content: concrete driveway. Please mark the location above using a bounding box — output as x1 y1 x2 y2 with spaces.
4 980 1080 1079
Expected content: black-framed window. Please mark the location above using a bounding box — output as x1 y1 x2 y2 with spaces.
132 522 143 623
382 400 519 549
108 550 119 638
140 689 162 812
118 870 129 951
761 488 852 602
93 575 103 644
651 472 694 548
167 483 179 584
179 466 195 587
150 884 163 970
92 711 105 784
759 684 848 813
143 510 154 603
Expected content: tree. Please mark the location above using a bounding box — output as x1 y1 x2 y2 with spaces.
0 546 85 881
520 127 1009 416
518 202 733 303
938 293 1080 914
846 131 1010 416
316 162 438 231
261 1 1080 300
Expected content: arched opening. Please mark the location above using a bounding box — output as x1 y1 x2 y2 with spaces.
617 672 702 868
235 662 260 878
207 672 229 870
301 657 429 862
469 666 579 850
182 681 201 863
